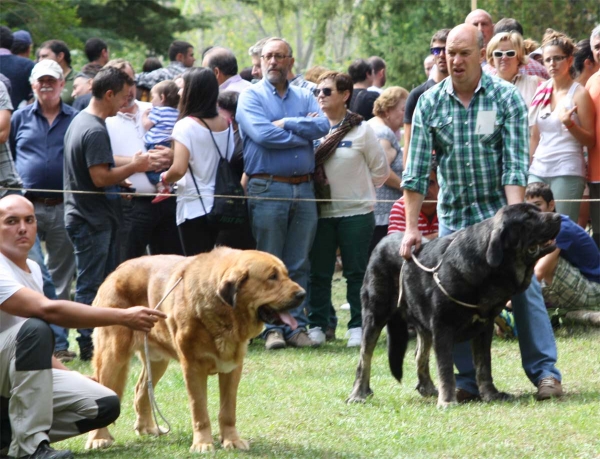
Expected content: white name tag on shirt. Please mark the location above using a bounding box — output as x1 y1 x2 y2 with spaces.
475 111 496 135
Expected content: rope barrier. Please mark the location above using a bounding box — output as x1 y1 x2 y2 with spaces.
3 186 599 204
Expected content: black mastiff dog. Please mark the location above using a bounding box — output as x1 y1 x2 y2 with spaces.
347 203 561 408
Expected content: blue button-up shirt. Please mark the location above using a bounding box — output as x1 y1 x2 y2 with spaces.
10 100 78 197
236 79 329 176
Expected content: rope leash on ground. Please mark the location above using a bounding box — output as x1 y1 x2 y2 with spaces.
144 276 183 436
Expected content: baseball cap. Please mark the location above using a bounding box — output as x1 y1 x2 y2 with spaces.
529 47 543 57
30 59 63 83
13 30 32 45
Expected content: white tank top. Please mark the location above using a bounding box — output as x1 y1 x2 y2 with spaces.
529 81 584 178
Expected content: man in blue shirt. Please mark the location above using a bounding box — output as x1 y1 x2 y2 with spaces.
9 59 78 362
0 27 34 109
525 182 600 309
236 37 330 350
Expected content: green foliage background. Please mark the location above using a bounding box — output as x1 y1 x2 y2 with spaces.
1 0 599 89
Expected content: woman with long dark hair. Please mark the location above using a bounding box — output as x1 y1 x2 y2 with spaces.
529 29 596 222
161 67 234 255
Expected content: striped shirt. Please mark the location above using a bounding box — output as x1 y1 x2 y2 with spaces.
402 72 529 231
388 197 438 235
143 106 179 146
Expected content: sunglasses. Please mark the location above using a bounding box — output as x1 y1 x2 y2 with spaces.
543 55 567 64
492 50 517 59
313 87 334 97
430 47 445 56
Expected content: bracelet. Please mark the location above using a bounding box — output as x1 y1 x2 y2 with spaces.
564 119 575 129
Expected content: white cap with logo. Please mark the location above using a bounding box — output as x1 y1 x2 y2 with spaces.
30 59 64 83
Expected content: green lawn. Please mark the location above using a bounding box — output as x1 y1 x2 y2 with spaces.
57 273 600 459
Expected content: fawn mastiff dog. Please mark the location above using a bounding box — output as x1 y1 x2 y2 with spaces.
347 203 561 408
86 248 304 452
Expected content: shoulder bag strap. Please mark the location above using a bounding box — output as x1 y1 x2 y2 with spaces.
186 117 231 214
191 116 231 160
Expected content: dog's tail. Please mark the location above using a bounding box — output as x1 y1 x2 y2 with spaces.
386 309 410 383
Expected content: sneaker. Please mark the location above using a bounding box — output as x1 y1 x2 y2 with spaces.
265 330 286 350
307 327 326 345
325 326 336 342
22 440 73 458
79 343 94 362
346 327 362 347
536 377 564 400
456 388 481 403
53 349 76 363
494 309 518 339
340 303 350 310
286 330 320 348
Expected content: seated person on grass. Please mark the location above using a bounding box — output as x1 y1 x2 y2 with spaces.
388 159 439 239
525 182 600 311
0 195 166 459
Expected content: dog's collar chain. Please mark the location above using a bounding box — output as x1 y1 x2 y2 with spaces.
399 242 481 310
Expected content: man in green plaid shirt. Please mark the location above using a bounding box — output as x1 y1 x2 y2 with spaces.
400 24 563 402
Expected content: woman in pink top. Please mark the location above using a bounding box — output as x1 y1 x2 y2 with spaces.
529 29 596 222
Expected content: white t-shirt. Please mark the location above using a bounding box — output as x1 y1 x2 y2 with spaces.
106 100 155 194
0 253 43 333
171 117 234 225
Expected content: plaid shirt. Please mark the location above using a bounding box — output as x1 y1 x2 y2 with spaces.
0 81 23 197
402 72 529 230
135 61 187 90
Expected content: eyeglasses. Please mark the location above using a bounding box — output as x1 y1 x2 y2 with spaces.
430 47 445 56
492 49 517 59
260 53 290 62
543 55 568 64
313 87 334 97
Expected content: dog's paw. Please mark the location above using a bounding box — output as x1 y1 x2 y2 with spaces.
416 382 438 398
222 438 250 450
346 387 373 403
436 399 458 409
189 442 215 453
85 428 114 450
483 391 514 402
135 424 169 436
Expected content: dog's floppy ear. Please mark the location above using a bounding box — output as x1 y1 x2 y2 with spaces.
217 267 249 308
486 228 504 268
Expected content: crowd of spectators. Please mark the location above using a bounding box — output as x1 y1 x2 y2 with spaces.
0 13 599 458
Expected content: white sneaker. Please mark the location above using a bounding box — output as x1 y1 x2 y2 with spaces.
346 327 362 347
340 303 350 310
308 327 326 345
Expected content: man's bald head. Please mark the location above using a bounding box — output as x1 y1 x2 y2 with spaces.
0 194 34 217
448 23 484 50
446 24 485 93
0 194 37 261
465 9 493 47
202 46 239 79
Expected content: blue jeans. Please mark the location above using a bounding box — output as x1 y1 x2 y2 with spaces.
438 223 561 394
66 221 119 348
247 178 317 340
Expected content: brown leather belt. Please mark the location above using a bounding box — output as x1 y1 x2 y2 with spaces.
25 193 64 206
249 174 312 184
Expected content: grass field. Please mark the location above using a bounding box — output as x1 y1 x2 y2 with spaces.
56 273 600 459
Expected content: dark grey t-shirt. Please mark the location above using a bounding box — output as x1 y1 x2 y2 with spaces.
64 111 120 230
404 79 437 125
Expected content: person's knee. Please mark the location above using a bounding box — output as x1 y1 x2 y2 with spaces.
75 395 120 434
15 318 54 371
